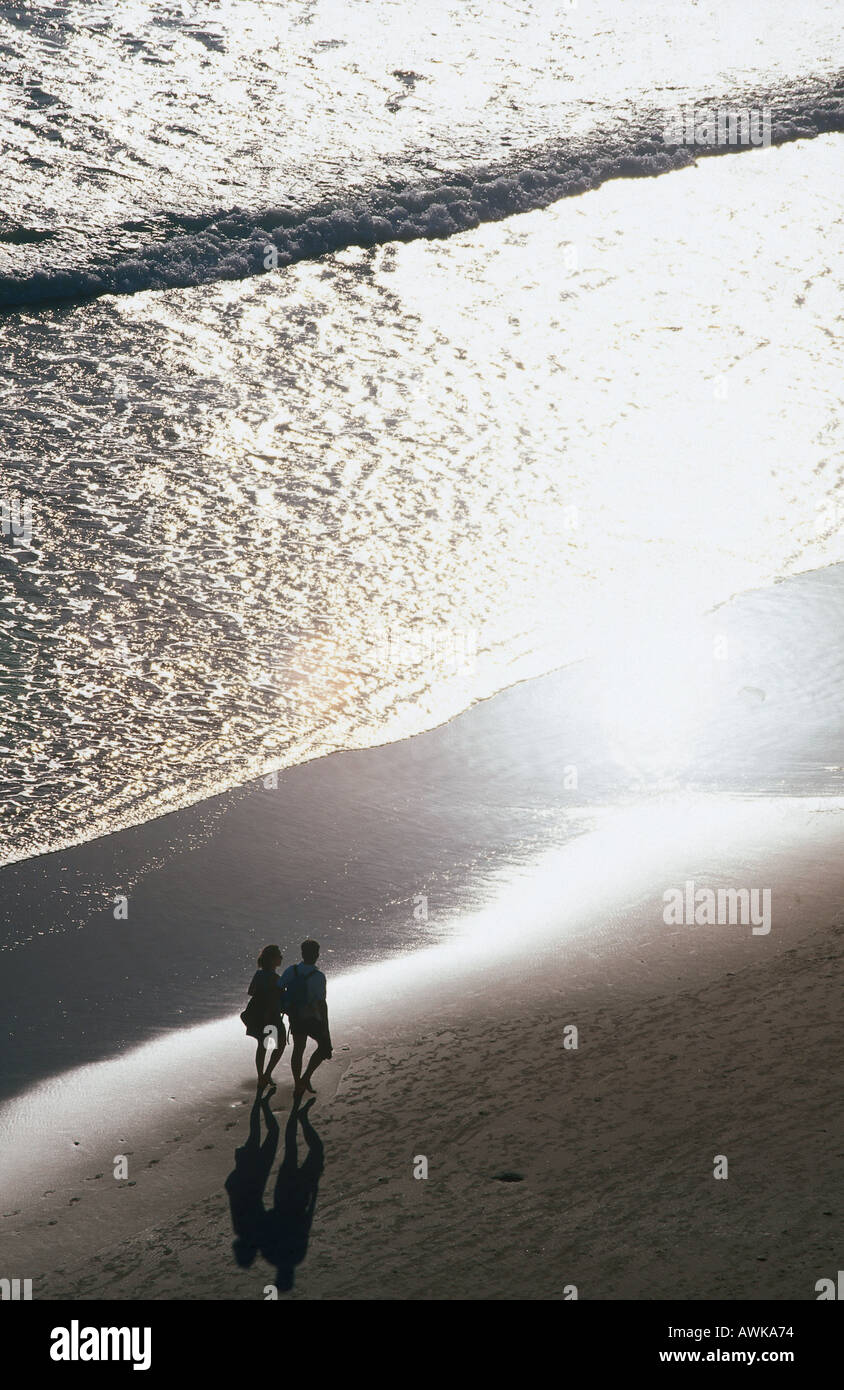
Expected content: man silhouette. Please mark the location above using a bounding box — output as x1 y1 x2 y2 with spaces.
260 1099 324 1292
280 939 333 1098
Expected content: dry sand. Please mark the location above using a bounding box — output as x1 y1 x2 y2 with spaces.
5 795 842 1301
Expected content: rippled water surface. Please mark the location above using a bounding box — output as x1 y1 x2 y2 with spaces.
2 132 842 864
0 0 842 865
0 1 841 301
2 0 840 233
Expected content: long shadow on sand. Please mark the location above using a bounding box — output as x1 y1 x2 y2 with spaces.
225 1095 324 1292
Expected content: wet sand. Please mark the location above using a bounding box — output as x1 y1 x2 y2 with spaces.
3 793 842 1300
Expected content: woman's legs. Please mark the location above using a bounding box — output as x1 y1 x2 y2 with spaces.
256 1035 285 1089
263 1046 282 1083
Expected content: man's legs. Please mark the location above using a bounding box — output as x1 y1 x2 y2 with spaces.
298 1028 331 1096
299 1044 329 1094
290 1032 307 1088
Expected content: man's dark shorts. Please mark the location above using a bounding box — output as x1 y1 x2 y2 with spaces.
290 1017 333 1057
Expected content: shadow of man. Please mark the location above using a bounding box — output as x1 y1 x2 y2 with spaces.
259 1097 324 1292
224 1094 279 1267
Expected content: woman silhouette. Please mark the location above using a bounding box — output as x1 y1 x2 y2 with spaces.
241 944 286 1095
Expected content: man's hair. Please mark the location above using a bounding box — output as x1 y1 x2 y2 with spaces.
301 938 320 964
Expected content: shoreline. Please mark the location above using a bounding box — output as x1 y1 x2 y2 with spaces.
2 2 843 1311
3 792 842 1299
2 559 843 1105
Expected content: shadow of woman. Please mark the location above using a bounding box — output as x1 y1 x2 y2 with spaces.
259 1097 324 1292
224 1094 279 1267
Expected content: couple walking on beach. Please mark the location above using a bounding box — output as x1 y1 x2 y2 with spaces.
241 939 332 1100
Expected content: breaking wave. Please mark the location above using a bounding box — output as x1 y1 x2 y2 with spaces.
2 79 841 310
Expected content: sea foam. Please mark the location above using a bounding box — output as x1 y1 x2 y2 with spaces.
1 82 841 309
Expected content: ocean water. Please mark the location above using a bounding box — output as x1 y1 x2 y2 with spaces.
1 0 843 871
1 0 841 305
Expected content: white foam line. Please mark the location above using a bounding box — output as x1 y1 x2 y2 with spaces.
3 82 841 308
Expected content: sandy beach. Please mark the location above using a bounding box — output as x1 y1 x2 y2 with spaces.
3 787 842 1301
2 564 843 1302
1 4 842 1316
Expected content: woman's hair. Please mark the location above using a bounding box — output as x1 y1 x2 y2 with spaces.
257 944 282 969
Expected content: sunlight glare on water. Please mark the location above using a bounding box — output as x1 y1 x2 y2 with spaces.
1 136 842 862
